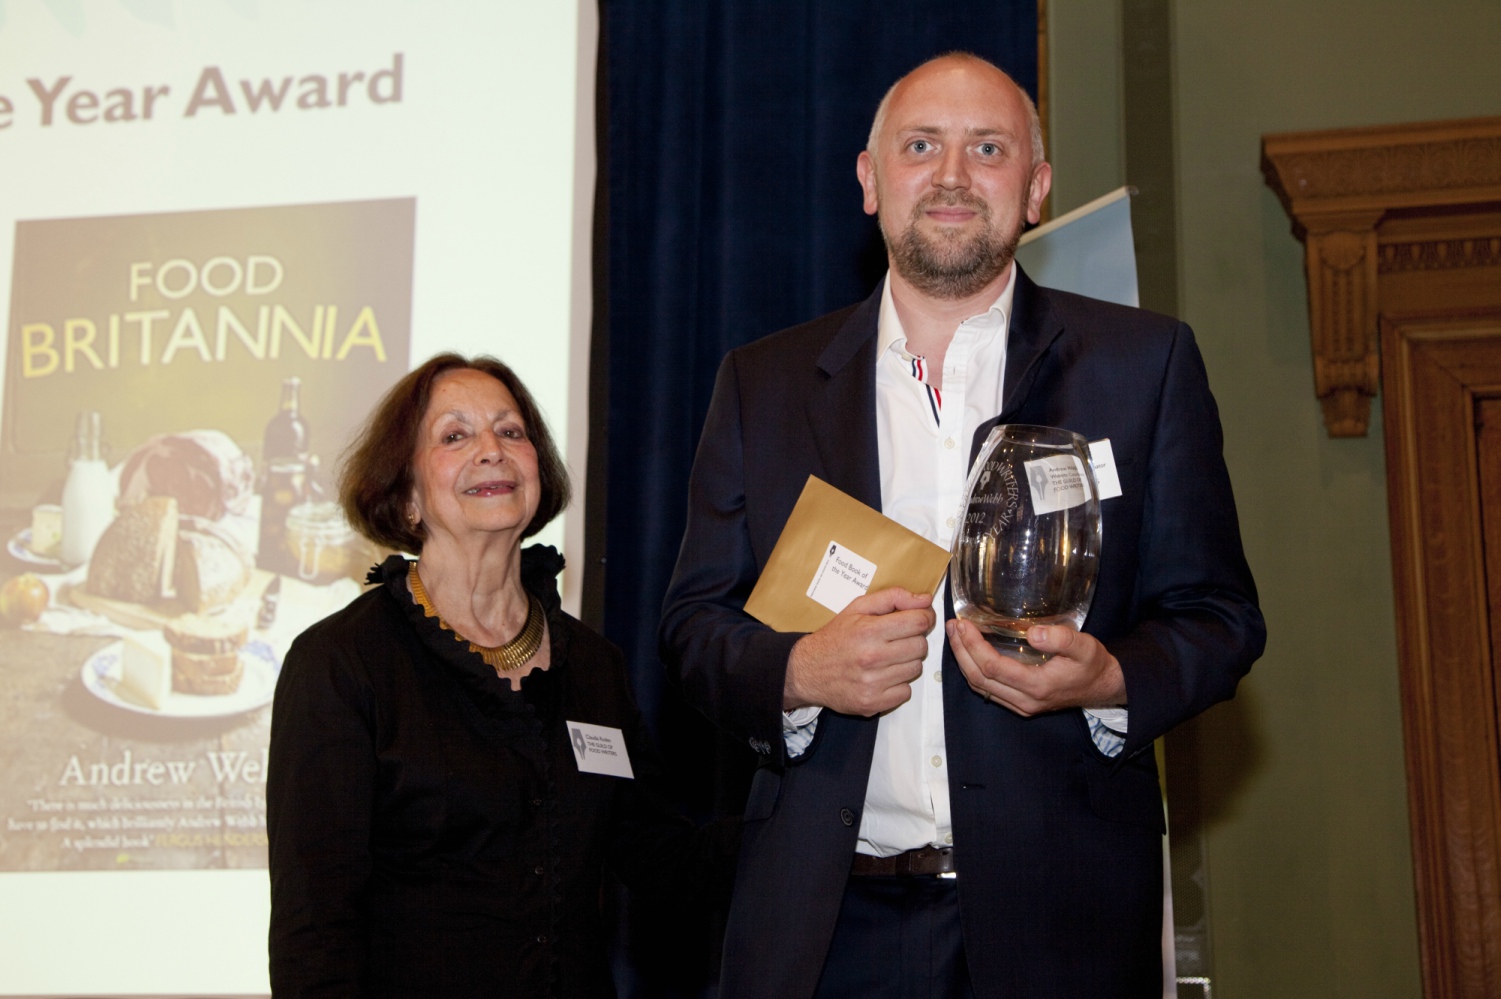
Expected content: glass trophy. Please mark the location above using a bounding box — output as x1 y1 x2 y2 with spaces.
950 424 1102 664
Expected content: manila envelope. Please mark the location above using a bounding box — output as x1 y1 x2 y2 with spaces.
743 475 952 633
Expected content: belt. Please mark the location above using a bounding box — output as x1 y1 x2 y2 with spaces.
850 845 955 877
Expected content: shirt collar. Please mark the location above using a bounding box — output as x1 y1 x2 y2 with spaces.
876 264 1017 359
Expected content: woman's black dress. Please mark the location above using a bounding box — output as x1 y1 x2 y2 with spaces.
268 548 727 998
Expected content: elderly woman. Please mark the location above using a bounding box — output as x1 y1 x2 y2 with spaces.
267 354 728 998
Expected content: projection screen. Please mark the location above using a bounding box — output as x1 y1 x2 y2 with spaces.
0 1 595 993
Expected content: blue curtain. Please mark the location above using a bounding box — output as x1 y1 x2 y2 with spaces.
600 2 1037 992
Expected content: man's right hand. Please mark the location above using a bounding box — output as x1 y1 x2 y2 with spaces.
782 587 935 715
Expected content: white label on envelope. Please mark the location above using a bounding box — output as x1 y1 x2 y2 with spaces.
1088 439 1124 500
806 541 877 614
1024 455 1091 514
566 722 635 779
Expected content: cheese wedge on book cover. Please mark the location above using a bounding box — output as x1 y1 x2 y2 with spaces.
118 633 173 710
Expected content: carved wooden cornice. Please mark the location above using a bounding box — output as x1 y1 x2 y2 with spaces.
1381 236 1501 273
1262 117 1501 436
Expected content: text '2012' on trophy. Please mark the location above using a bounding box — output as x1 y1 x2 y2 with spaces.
950 424 1102 665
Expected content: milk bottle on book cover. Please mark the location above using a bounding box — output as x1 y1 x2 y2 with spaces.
61 410 117 566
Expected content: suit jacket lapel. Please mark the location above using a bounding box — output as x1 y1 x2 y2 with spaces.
807 283 883 511
1000 266 1065 420
970 266 1068 463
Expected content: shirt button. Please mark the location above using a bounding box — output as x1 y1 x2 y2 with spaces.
931 755 943 768
944 833 954 845
943 437 956 449
933 671 942 683
945 516 956 529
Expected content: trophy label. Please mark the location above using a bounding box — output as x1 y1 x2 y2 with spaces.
806 541 877 614
1087 438 1124 500
1024 455 1092 514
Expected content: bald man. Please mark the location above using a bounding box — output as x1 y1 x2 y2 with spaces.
661 53 1263 999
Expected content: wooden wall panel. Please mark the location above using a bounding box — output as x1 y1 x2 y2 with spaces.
1266 116 1501 998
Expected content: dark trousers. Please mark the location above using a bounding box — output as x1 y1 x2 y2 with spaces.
811 875 977 999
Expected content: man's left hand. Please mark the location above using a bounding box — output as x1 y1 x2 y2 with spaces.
946 619 1127 716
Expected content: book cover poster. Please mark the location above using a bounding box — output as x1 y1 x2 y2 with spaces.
0 198 414 871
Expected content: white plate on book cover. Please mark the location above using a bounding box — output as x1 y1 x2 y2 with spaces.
81 640 280 718
7 528 74 570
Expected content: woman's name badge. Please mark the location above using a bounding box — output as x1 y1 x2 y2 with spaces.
567 722 634 779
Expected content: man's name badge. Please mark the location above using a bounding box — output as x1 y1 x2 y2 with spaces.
566 722 634 779
1088 438 1124 500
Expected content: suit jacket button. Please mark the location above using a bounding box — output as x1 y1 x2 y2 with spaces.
839 807 855 826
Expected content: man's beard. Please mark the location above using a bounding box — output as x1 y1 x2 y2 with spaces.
882 191 1023 300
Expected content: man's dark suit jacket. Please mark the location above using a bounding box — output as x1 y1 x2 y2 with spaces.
659 268 1265 998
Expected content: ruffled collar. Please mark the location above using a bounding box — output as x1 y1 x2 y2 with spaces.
368 544 565 608
371 546 567 705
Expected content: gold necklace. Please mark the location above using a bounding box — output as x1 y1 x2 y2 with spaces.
408 561 545 674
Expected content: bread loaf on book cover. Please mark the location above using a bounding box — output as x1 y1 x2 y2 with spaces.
86 497 179 603
174 518 252 612
164 613 248 695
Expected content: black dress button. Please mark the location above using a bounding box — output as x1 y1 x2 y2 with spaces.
531 798 544 808
533 865 545 876
536 934 548 944
839 807 855 826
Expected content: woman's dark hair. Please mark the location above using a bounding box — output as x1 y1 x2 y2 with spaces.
339 353 571 552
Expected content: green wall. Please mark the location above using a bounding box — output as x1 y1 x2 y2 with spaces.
1049 2 1501 995
1046 1 1124 216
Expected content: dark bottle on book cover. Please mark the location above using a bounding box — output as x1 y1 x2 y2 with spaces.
258 378 311 575
263 377 309 464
